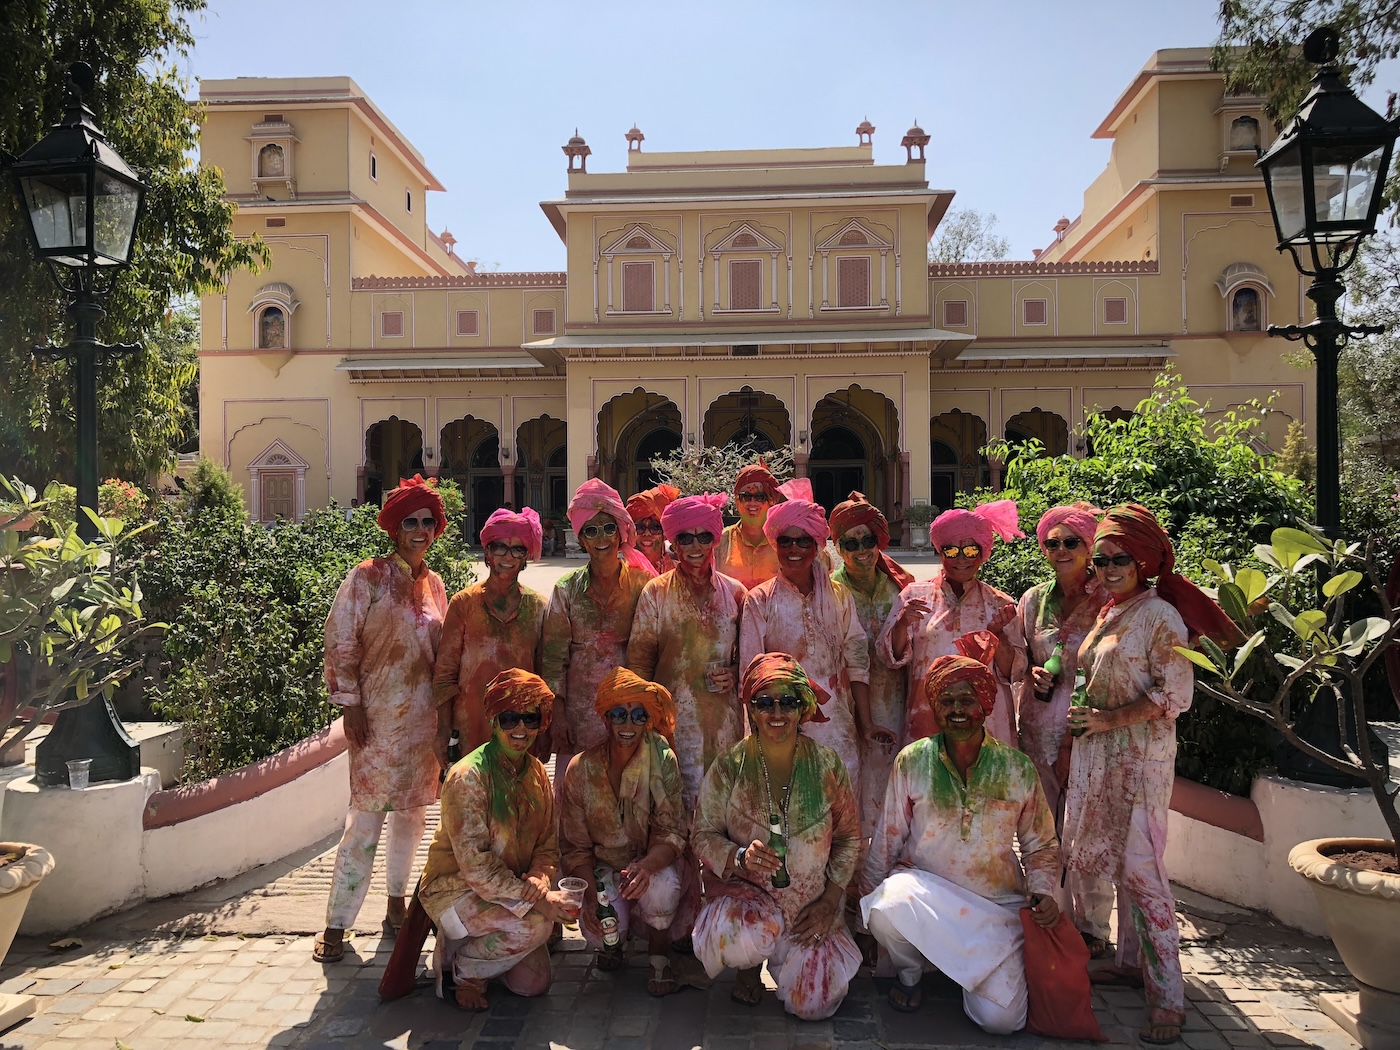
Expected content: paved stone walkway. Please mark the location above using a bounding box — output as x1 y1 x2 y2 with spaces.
0 800 1364 1050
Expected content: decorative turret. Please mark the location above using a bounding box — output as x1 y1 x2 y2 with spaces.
440 230 456 255
855 118 876 146
563 129 591 173
1053 216 1071 242
626 124 644 153
900 121 930 163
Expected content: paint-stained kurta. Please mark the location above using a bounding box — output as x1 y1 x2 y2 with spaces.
832 566 908 840
433 582 547 752
739 574 870 785
626 568 746 807
864 734 1058 904
714 523 781 591
540 562 651 755
875 571 1022 747
324 555 447 812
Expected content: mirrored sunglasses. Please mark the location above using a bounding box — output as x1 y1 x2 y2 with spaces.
496 710 543 729
839 534 879 552
580 522 619 539
737 490 773 503
1043 537 1083 551
635 522 665 534
749 694 803 712
399 516 435 531
486 542 529 558
940 544 983 560
675 531 715 547
776 535 816 550
605 706 650 725
1092 553 1137 569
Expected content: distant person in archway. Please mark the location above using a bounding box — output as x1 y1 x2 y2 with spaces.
627 483 680 574
714 461 783 589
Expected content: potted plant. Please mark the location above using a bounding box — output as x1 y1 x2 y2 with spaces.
1181 525 1399 1047
905 503 938 549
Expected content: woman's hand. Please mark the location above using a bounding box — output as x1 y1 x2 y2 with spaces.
618 857 656 900
863 724 898 755
1029 894 1061 928
342 705 370 748
988 602 1017 636
705 666 735 693
733 839 779 880
520 872 551 904
1030 665 1054 695
1067 706 1115 737
790 889 841 946
896 598 931 632
532 889 574 926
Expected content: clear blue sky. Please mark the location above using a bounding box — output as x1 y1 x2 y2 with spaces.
187 0 1235 270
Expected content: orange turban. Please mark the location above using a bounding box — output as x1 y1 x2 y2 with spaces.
740 653 829 724
829 491 916 590
735 461 781 499
482 668 554 733
923 630 1000 716
593 667 676 745
377 475 447 539
627 484 680 524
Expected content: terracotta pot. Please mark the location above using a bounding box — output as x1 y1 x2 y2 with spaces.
0 843 55 961
1288 838 1400 995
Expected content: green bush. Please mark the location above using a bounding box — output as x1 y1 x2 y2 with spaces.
137 500 476 780
182 457 246 519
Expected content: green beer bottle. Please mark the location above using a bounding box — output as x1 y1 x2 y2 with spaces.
768 814 791 889
594 866 621 948
1036 641 1065 702
1069 670 1089 737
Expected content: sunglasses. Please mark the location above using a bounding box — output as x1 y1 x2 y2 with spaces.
840 535 879 552
1043 537 1083 551
749 694 803 712
496 710 543 730
776 535 816 550
486 542 528 559
580 522 619 540
940 544 983 560
399 516 436 531
737 490 773 503
675 531 716 547
635 522 664 535
605 705 650 725
1092 553 1137 569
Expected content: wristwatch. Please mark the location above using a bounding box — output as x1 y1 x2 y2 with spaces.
734 846 748 872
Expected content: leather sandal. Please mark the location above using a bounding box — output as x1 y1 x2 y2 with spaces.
312 929 345 963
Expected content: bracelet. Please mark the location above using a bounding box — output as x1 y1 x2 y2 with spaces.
734 846 748 872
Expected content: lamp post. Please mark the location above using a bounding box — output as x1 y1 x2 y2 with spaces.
6 63 146 785
1257 27 1400 536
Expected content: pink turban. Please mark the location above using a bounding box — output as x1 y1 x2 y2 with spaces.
777 477 813 502
661 492 728 542
479 506 543 561
762 499 829 546
377 475 447 539
568 479 657 577
1035 501 1102 550
929 500 1024 565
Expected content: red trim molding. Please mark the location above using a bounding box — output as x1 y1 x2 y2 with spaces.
1170 775 1264 841
142 719 347 829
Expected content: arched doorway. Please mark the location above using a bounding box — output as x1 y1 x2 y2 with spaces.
703 387 791 451
1005 409 1069 458
809 386 897 514
597 389 682 497
440 416 501 542
516 416 567 514
931 440 959 511
1083 406 1136 457
363 416 423 506
809 426 867 513
930 409 991 496
633 428 682 493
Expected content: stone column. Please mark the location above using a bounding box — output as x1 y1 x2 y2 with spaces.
793 451 810 479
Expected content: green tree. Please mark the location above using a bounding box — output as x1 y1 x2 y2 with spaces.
0 0 267 483
928 207 1011 263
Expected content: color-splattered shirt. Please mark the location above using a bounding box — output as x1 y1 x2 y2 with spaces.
324 554 446 812
739 572 870 784
1061 589 1191 881
540 561 651 754
693 736 860 925
560 731 689 876
433 581 547 751
875 571 1023 746
627 568 747 807
864 733 1058 903
420 739 560 922
714 523 781 591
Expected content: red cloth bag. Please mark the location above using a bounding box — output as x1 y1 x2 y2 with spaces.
1018 908 1106 1041
379 892 433 1001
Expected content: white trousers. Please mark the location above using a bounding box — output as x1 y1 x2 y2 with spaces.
325 806 426 929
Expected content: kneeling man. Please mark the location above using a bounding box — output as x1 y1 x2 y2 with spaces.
860 633 1061 1034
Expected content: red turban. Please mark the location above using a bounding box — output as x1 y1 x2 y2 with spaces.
1095 504 1244 646
762 499 829 547
568 478 657 577
740 653 829 724
661 493 727 542
929 500 1024 566
1035 501 1102 550
735 461 782 499
627 484 680 524
594 666 677 745
482 668 554 734
923 630 1000 716
829 491 916 590
480 507 543 561
377 475 447 539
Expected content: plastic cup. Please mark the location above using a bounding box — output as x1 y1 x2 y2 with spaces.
705 662 727 693
558 877 587 928
66 759 92 790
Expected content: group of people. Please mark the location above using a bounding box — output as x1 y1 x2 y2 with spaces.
314 465 1239 1046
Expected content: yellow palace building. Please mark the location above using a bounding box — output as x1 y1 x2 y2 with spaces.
197 48 1309 540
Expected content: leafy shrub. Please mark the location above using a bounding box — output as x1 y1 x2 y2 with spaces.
182 457 246 519
39 479 150 533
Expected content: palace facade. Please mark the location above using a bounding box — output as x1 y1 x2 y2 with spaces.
197 49 1309 540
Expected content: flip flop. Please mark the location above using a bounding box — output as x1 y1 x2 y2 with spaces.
312 931 345 963
731 968 763 1006
646 955 676 997
888 981 922 1013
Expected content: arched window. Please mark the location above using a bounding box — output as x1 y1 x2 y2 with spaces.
258 306 286 349
258 144 285 178
471 435 500 469
1230 286 1262 331
634 428 682 493
1229 116 1261 152
810 426 866 460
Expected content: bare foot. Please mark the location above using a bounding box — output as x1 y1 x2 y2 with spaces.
731 966 763 1005
453 977 489 1010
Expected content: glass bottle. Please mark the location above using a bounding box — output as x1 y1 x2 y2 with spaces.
767 814 791 889
1069 671 1089 737
594 866 621 948
1036 641 1065 702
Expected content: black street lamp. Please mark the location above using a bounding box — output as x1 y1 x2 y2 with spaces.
1257 27 1400 536
5 63 146 786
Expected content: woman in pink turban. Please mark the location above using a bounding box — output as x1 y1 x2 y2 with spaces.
541 480 654 799
434 507 548 755
739 499 880 790
875 499 1025 746
318 476 449 962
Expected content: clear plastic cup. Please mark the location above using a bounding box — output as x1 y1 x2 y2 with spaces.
557 876 587 928
705 662 727 693
66 759 92 790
